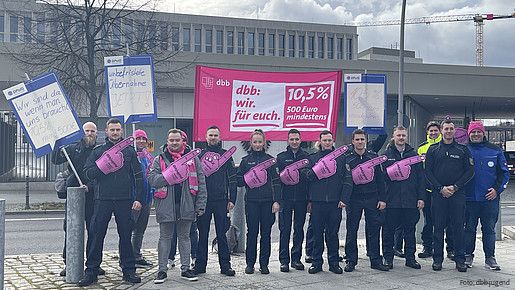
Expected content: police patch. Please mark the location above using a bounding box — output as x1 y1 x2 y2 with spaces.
469 158 474 165
487 161 494 167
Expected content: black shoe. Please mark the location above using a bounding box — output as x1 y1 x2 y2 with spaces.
259 266 270 274
384 261 393 269
308 265 322 274
245 266 255 274
371 263 390 271
77 274 97 287
291 261 305 270
406 260 421 269
135 259 153 268
305 256 313 263
447 251 455 261
432 262 442 271
393 248 406 258
339 255 346 262
193 266 206 275
221 268 236 276
418 248 433 258
59 268 66 277
456 262 467 272
280 264 289 272
123 272 141 284
181 269 198 281
98 267 106 276
329 265 343 274
344 262 356 272
154 271 167 284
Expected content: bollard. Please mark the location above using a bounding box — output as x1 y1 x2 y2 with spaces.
496 204 502 241
232 187 246 253
25 176 30 210
65 187 86 283
1 199 5 290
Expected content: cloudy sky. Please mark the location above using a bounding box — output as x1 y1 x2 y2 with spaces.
159 0 515 67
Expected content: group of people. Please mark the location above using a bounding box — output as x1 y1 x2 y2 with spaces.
53 116 509 287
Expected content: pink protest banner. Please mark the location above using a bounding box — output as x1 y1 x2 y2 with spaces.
193 66 342 141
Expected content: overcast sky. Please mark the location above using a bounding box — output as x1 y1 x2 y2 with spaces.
159 0 515 67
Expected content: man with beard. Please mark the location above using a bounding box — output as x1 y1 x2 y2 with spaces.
51 122 104 277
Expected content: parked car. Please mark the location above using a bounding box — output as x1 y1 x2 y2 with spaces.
505 151 515 178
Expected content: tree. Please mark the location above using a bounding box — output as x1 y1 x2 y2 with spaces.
2 0 191 122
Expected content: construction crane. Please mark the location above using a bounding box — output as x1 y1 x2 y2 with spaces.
355 13 515 66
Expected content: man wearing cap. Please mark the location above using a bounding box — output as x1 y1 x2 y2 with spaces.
464 121 509 270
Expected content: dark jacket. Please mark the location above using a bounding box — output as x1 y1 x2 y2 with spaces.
425 139 474 195
277 147 309 202
83 138 143 202
51 139 95 190
237 149 281 202
199 144 237 204
304 148 352 204
345 149 386 203
383 144 425 208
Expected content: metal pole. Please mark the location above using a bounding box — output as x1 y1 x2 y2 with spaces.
65 187 86 283
0 199 5 290
398 0 407 126
233 187 246 253
496 204 502 241
61 148 83 187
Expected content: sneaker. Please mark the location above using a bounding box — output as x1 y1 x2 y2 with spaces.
485 257 501 271
154 271 167 284
135 259 153 268
167 259 175 269
59 268 66 277
465 254 474 268
191 257 196 268
181 269 198 281
77 274 97 287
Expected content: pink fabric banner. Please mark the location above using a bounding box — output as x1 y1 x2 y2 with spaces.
194 66 342 141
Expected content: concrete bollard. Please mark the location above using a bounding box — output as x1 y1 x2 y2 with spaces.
65 187 86 283
232 187 246 253
0 199 5 290
496 204 502 241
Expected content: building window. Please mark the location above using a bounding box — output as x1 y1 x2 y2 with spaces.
35 14 45 44
288 34 295 57
247 32 254 55
123 18 133 44
237 31 244 54
308 36 314 58
317 36 324 58
347 38 353 60
268 33 275 55
258 33 265 55
159 22 169 50
298 35 305 57
194 28 201 52
183 27 190 51
112 19 122 46
23 16 31 43
171 27 179 51
10 15 18 42
327 37 334 59
205 29 212 53
216 30 223 53
0 15 4 42
337 37 343 59
226 31 233 54
278 34 285 56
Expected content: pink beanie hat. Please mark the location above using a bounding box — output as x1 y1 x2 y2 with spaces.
467 121 485 135
134 129 148 140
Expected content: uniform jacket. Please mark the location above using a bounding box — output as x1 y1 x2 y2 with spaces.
199 144 237 204
276 146 309 202
236 149 281 202
417 133 442 156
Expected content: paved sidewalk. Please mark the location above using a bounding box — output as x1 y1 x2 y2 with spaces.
3 238 515 289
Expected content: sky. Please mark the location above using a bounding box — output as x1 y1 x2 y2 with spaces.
158 0 515 67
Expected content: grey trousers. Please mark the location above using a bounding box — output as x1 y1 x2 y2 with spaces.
158 220 193 272
131 204 151 261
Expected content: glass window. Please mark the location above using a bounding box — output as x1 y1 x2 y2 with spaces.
112 19 121 46
171 27 179 50
123 18 133 44
216 30 223 53
327 37 334 59
23 17 31 43
159 23 169 50
268 33 275 55
0 15 4 42
247 32 254 55
347 38 353 60
308 36 314 58
317 36 324 58
194 28 201 52
337 37 343 59
147 21 157 49
205 29 212 53
183 27 190 51
35 14 45 44
258 33 265 55
298 35 305 57
10 15 18 42
288 34 295 57
278 34 285 56
226 31 233 54
237 31 244 54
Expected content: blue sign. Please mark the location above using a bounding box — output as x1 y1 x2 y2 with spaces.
104 55 157 124
343 74 387 134
3 73 83 157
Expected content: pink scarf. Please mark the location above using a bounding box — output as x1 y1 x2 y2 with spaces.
167 145 199 195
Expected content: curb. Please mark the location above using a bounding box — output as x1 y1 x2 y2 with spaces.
503 226 515 239
5 209 65 215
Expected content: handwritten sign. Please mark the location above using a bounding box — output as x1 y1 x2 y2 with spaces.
104 55 157 124
3 73 83 157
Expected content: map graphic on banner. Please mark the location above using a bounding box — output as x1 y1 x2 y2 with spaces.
194 66 342 141
2 73 83 157
344 74 387 134
104 55 157 124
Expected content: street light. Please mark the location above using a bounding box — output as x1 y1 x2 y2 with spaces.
398 0 407 127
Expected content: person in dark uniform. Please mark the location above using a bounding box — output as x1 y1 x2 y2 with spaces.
425 118 474 272
237 129 281 275
195 125 237 276
381 126 425 269
304 130 351 275
78 118 143 286
344 129 389 272
277 129 310 272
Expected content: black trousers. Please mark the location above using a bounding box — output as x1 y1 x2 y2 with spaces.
279 200 308 264
311 201 342 267
85 199 135 276
196 200 231 271
345 198 383 265
432 193 465 264
421 191 454 252
63 194 94 263
382 208 420 262
245 201 275 268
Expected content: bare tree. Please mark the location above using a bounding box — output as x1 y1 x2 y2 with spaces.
2 0 192 122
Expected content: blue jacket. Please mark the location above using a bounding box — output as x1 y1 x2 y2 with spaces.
466 140 510 202
137 153 155 206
